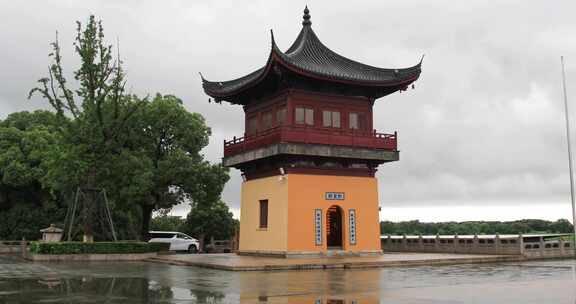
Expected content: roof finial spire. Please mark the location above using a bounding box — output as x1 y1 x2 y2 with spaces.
270 29 278 50
302 5 311 26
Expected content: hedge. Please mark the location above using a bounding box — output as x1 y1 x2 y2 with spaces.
29 241 169 255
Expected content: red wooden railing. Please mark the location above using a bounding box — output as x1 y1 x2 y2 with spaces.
223 125 397 157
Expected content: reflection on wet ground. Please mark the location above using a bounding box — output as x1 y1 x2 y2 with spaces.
0 255 575 303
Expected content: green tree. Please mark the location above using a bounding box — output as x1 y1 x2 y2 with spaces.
549 219 574 233
150 210 185 232
380 219 575 235
29 15 144 240
23 15 229 241
181 201 237 250
0 111 67 239
118 94 229 239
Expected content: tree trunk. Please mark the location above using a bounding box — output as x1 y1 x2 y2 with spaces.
0 186 9 209
141 204 154 241
198 233 205 253
82 167 97 242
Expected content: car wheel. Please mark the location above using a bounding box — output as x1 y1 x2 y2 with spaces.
188 245 198 254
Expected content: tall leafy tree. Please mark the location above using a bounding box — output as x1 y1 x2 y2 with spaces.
24 15 230 241
0 111 63 207
120 94 229 239
29 16 144 240
0 111 67 239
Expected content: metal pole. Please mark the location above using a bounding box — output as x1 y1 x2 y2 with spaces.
560 56 576 252
67 187 81 241
101 189 117 242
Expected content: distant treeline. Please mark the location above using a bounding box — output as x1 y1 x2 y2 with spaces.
380 219 574 235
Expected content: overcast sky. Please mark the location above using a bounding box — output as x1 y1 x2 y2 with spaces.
1 0 576 222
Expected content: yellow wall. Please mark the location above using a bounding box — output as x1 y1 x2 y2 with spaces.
239 174 381 254
239 175 288 252
287 174 381 253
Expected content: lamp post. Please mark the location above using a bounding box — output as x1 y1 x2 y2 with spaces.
560 56 576 250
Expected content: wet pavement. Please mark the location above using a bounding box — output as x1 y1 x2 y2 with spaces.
148 252 522 271
0 255 575 303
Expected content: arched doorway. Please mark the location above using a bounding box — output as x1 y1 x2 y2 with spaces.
326 205 343 249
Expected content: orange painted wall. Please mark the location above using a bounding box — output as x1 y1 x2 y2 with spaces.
239 175 288 253
287 174 381 253
238 173 381 254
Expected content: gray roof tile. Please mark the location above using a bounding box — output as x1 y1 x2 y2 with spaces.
202 8 421 101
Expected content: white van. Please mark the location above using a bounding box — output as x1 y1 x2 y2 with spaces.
148 231 199 253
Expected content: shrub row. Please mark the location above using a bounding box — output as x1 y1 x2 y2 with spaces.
29 241 169 255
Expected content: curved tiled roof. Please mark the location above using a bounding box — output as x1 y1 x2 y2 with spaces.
202 67 267 98
202 7 422 101
275 25 421 84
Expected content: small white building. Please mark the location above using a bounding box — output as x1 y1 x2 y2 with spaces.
40 224 63 242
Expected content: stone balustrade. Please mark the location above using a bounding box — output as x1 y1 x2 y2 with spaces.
381 234 575 258
0 240 26 255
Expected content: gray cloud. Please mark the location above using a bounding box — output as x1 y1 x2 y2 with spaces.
1 0 575 217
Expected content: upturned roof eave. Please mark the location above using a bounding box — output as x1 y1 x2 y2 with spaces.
202 22 423 101
201 53 274 100
202 51 421 100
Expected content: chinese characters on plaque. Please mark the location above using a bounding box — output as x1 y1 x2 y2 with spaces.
349 209 357 245
315 209 323 245
325 192 345 200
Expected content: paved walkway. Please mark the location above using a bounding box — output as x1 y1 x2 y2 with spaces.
147 252 524 271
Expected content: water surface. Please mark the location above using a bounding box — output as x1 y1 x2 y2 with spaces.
0 255 574 303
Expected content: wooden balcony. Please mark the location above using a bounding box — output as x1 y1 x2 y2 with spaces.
224 125 397 157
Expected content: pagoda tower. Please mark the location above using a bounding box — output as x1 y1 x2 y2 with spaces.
202 7 421 257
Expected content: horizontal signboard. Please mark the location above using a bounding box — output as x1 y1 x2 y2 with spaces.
325 192 345 200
